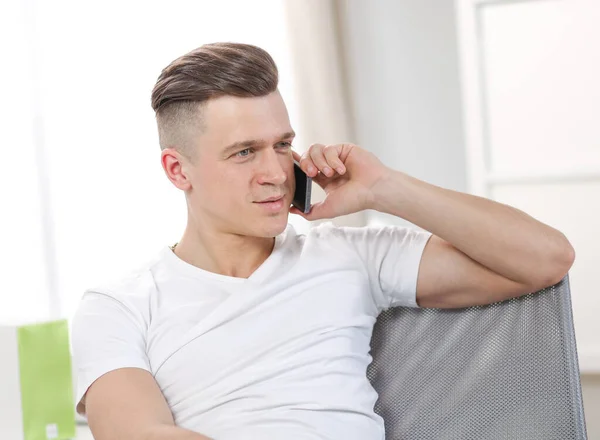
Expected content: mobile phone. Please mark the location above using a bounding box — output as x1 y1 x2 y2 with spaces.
292 160 312 214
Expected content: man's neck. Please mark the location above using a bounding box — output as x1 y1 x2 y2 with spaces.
172 225 276 279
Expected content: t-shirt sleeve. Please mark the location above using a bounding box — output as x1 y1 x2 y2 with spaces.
71 290 151 416
335 224 432 311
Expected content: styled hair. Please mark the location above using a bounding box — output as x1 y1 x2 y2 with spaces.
151 42 279 162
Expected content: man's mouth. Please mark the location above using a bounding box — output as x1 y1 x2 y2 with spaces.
254 195 286 212
256 195 284 203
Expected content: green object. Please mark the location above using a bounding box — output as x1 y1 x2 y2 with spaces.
17 319 76 440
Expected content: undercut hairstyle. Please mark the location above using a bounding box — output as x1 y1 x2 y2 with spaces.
151 42 279 163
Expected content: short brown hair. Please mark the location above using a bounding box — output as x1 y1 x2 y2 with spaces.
151 42 279 162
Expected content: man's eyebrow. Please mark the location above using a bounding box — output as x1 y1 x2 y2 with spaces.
222 131 296 156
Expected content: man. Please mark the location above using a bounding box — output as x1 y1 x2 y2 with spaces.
72 43 575 440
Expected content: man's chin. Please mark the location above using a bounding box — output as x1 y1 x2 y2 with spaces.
254 212 290 237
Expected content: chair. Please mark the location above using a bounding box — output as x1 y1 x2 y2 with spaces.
367 276 588 440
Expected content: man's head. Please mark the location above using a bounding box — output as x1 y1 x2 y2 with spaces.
151 43 296 239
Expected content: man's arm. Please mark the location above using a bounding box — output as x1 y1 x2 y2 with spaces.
372 170 575 308
291 143 575 309
85 367 212 440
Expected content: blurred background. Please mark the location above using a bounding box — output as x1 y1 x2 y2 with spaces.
1 0 598 438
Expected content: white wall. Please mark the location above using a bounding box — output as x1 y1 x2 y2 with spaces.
337 0 467 228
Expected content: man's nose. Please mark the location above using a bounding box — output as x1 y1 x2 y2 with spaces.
256 151 287 186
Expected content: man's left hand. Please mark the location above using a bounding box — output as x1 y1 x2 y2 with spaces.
290 143 390 220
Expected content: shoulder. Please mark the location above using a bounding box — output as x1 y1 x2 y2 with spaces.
305 221 420 243
304 221 358 241
298 222 385 258
74 248 166 328
301 222 432 263
87 246 168 298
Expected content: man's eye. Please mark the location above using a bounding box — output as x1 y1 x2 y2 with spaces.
277 142 293 149
236 148 253 157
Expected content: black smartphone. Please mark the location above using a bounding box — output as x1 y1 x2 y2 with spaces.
292 160 312 214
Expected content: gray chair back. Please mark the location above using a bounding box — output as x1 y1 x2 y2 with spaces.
368 276 588 439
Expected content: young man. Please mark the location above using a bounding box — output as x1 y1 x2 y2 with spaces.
72 43 575 440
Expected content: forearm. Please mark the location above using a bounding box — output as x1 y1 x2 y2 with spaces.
372 170 575 286
145 425 212 440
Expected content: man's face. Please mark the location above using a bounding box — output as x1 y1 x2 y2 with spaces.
185 90 296 238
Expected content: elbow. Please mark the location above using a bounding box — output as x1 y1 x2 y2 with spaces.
538 234 576 289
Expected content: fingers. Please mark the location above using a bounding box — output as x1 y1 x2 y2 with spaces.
324 146 346 175
298 144 347 178
297 151 317 177
310 144 333 177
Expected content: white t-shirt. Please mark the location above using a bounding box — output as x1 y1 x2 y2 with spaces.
72 222 431 440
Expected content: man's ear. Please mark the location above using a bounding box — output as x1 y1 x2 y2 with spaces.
161 148 192 191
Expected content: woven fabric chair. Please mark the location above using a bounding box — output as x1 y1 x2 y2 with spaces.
368 276 588 439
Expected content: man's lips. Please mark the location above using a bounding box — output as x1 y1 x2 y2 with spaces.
255 195 284 203
254 195 286 212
